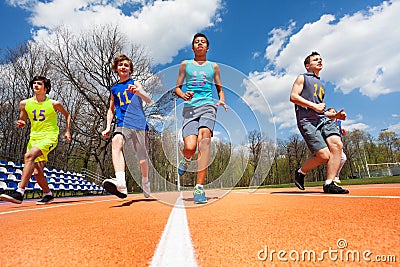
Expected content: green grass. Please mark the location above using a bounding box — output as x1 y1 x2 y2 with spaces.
242 175 400 190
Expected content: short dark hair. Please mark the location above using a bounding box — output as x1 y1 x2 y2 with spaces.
304 51 320 67
111 54 134 74
192 33 209 47
29 76 51 94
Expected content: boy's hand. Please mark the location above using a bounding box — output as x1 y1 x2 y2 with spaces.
102 128 111 138
216 100 228 112
64 131 72 143
336 108 346 120
16 120 26 128
127 84 139 94
182 91 194 101
313 103 326 113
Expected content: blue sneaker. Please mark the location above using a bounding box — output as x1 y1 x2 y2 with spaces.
193 185 207 204
178 158 190 176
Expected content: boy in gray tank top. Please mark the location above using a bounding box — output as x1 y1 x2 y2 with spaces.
290 51 349 194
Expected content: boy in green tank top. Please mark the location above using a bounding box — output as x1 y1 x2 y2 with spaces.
0 76 71 204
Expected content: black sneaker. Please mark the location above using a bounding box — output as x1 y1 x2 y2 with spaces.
0 191 24 204
37 194 55 205
294 170 305 190
323 181 349 194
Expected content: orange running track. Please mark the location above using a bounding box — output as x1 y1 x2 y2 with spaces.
0 184 399 266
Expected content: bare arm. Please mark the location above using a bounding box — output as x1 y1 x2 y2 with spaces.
53 100 72 143
102 94 116 138
213 63 228 111
174 60 194 101
290 74 326 113
127 81 151 104
16 100 28 128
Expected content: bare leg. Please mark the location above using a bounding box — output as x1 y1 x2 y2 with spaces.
196 128 212 185
18 147 43 189
326 135 343 180
112 134 125 173
182 135 197 160
336 152 347 177
300 147 330 173
33 161 51 193
139 159 148 179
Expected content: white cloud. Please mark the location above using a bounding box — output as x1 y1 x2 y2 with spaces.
341 114 370 132
244 0 400 132
9 0 222 64
388 123 400 133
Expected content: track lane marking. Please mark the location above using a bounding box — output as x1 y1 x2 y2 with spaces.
150 192 197 267
233 191 400 199
0 197 120 215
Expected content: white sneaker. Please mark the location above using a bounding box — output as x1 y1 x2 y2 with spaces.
333 177 341 184
102 178 127 198
142 180 151 198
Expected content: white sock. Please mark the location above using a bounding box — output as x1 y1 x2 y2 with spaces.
115 172 126 184
142 177 149 184
46 191 53 196
298 168 306 175
325 179 333 185
16 188 25 195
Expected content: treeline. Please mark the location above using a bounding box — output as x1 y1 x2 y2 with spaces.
0 25 399 192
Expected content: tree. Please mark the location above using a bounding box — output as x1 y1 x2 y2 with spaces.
378 131 399 163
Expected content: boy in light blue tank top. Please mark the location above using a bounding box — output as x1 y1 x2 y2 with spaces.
174 33 228 204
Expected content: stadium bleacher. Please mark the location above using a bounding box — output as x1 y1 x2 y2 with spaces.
0 159 104 200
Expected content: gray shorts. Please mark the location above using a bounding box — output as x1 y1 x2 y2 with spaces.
114 127 148 160
182 104 217 138
298 118 340 154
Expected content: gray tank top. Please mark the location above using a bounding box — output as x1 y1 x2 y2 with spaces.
295 72 325 126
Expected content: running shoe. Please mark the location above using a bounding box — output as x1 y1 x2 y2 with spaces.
0 191 24 204
37 194 54 205
102 178 128 198
323 181 349 194
142 180 151 198
178 158 190 176
294 170 305 190
193 185 207 204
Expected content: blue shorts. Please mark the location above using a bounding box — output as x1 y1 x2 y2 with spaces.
182 104 217 138
298 118 340 154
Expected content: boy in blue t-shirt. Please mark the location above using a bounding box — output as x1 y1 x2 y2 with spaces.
102 54 151 198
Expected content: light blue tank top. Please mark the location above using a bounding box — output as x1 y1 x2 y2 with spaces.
184 60 215 108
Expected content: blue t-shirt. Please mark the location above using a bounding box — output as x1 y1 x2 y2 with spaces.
110 78 148 130
184 60 215 108
295 72 326 126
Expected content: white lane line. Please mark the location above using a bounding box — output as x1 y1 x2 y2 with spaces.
271 194 400 199
0 197 118 216
150 192 197 267
233 191 400 199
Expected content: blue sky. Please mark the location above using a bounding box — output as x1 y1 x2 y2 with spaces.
1 0 399 144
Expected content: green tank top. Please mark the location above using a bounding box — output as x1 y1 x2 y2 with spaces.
25 97 59 138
